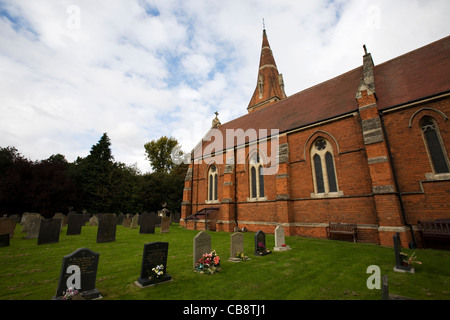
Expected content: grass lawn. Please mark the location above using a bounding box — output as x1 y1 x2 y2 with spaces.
0 223 449 300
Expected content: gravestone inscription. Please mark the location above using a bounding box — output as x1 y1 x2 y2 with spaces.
37 219 61 245
136 242 172 287
96 213 117 243
254 230 271 256
193 231 211 268
54 248 101 300
140 212 156 234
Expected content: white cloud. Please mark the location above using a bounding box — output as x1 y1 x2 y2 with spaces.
0 0 449 173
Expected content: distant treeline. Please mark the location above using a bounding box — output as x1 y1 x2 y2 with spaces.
0 133 188 218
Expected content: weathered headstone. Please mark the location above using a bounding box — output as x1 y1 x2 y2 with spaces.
53 248 101 300
254 230 271 256
160 216 170 233
229 232 246 262
21 213 40 233
37 219 61 245
136 242 172 287
140 212 156 234
130 214 139 229
0 234 10 247
116 213 124 225
82 212 90 225
53 213 64 231
273 225 291 251
67 213 84 235
0 217 16 239
89 216 99 226
96 213 117 243
193 231 211 268
25 214 43 239
393 233 413 273
123 214 132 227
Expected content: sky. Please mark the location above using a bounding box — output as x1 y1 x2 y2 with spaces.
0 0 449 173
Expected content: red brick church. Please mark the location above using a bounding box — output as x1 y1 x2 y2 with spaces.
181 29 450 248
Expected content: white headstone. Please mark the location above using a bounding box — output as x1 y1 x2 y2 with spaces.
273 225 291 252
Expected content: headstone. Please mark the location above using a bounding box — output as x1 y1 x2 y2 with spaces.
193 231 211 268
0 234 10 247
254 230 271 256
136 242 172 287
273 225 291 251
130 214 139 229
393 233 413 273
229 232 246 262
140 212 156 234
37 219 61 245
89 216 99 226
53 248 101 300
117 213 124 225
82 212 90 225
160 216 170 233
96 213 117 243
0 217 16 239
67 213 84 235
123 214 132 227
21 213 40 233
171 212 181 223
25 214 43 239
53 213 64 231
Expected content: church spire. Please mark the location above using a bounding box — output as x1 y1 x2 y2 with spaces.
247 27 287 113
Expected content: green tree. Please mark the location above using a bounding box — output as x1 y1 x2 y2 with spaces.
144 136 180 173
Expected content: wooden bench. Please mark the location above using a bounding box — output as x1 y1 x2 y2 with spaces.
326 222 357 243
418 219 450 248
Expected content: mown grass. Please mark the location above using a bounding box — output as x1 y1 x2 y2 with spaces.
0 223 449 300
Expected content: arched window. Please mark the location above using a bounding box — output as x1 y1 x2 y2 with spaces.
421 117 449 174
249 153 265 199
311 138 339 195
207 164 218 202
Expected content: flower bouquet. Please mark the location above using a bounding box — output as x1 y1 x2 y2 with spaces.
255 241 272 256
63 287 79 300
150 264 164 280
195 250 221 274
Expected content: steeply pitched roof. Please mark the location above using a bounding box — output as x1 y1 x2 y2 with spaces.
200 35 450 153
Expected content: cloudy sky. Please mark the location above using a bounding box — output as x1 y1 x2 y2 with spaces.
0 0 449 173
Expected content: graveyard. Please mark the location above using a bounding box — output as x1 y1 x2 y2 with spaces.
0 219 449 300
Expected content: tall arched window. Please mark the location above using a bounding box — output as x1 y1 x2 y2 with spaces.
249 153 265 199
311 138 339 195
421 117 450 174
207 164 218 202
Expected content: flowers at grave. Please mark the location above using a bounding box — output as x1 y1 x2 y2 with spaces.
149 264 165 279
256 242 271 255
63 287 79 300
236 251 247 261
195 250 221 274
400 252 422 267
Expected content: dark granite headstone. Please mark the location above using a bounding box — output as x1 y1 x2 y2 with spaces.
67 213 84 235
96 213 117 243
137 242 172 287
116 213 124 225
37 219 61 245
54 248 101 300
140 212 157 234
0 233 10 247
254 230 271 256
393 233 413 273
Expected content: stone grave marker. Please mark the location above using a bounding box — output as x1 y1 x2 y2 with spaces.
37 219 61 245
53 213 64 231
25 214 43 239
193 231 211 268
160 216 170 233
96 213 117 243
130 214 139 229
53 248 101 300
140 212 156 234
228 232 247 262
393 233 413 273
123 214 132 227
0 217 16 239
136 242 172 287
82 212 90 225
117 213 124 225
89 216 99 226
0 234 10 247
21 213 40 233
67 213 84 235
273 225 291 251
254 230 271 256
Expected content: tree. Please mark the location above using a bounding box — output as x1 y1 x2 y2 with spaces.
144 136 180 173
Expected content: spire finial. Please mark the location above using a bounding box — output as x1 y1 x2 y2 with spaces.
263 18 265 30
363 44 368 55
